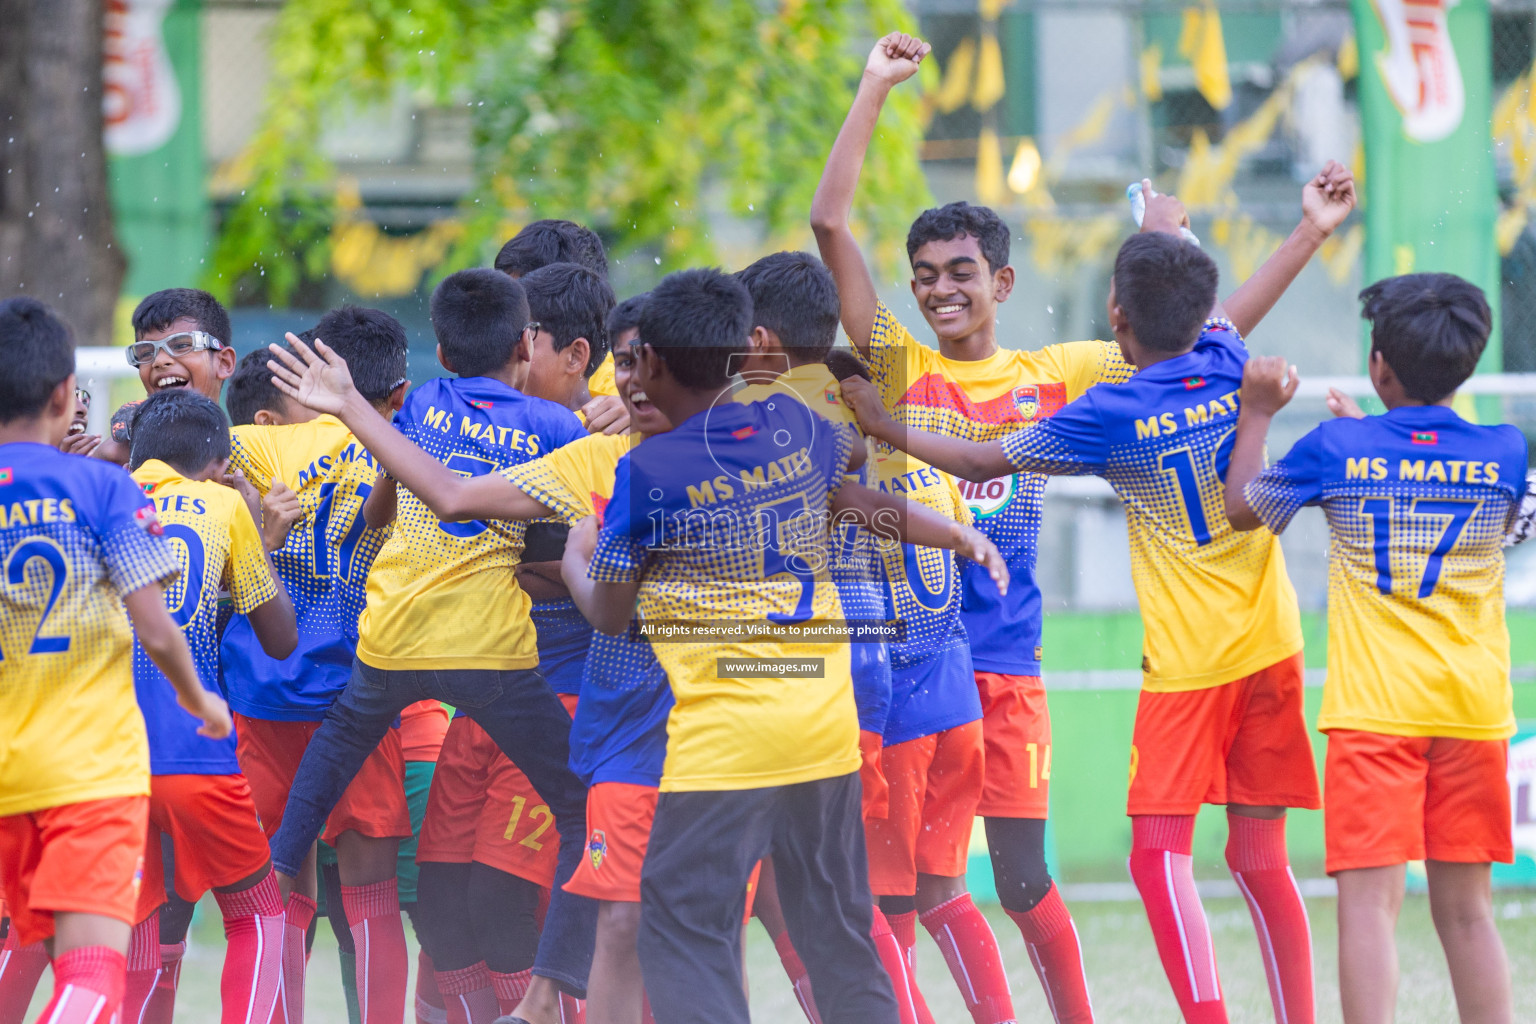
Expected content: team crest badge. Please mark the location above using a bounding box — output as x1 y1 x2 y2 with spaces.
1012 386 1039 420
588 829 608 869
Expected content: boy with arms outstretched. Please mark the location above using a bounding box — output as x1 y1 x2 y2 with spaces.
842 226 1349 1024
123 389 297 1024
1225 274 1522 1024
811 34 1356 1023
0 296 229 1024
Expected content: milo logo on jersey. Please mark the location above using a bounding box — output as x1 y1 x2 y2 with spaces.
957 474 1017 520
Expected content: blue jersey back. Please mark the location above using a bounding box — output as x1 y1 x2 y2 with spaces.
533 598 591 696
569 632 671 787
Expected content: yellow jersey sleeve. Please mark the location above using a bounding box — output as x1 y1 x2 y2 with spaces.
225 492 278 615
230 425 279 495
501 432 632 525
867 302 931 411
587 353 618 397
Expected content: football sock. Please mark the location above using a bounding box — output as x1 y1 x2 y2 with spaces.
338 951 361 1024
557 992 585 1024
37 946 125 1024
1225 814 1313 1024
340 880 409 1024
487 970 529 1017
281 894 317 1024
0 927 49 1024
1004 883 1094 1024
141 943 184 1024
434 963 499 1024
415 952 447 1024
770 931 822 1024
883 911 936 1024
920 893 1016 1024
123 916 163 1024
1128 815 1228 1024
871 907 926 1024
215 874 287 1024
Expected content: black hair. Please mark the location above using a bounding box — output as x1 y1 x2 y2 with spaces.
312 307 409 403
1360 273 1492 403
521 262 616 377
1111 233 1219 353
637 269 752 390
131 288 232 346
494 220 609 281
607 294 648 343
735 251 840 362
226 349 287 426
128 389 231 475
0 297 75 423
430 269 531 378
823 348 872 384
906 201 1011 274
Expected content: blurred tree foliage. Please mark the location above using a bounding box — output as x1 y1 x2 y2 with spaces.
208 0 931 303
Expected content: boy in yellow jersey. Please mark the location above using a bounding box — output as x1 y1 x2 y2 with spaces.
123 389 297 1024
568 268 1005 1024
812 37 1356 1021
264 269 597 1024
1226 274 1525 1024
222 306 415 1024
842 224 1355 1024
0 297 229 1024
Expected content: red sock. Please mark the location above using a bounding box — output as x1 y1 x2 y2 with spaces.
1005 884 1094 1024
142 942 184 1024
1226 814 1313 1024
215 874 286 1024
920 894 1016 1024
640 991 655 1024
415 952 447 1024
557 992 584 1024
883 911 936 1024
281 894 316 1024
0 927 50 1024
487 970 529 1017
124 915 163 1024
434 963 498 1024
341 880 408 1024
871 907 926 1024
771 931 821 1024
1127 816 1227 1024
36 946 125 1024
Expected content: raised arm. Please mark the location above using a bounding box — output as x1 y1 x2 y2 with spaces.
1220 162 1355 336
840 374 1014 481
268 335 554 523
810 32 930 355
246 577 298 660
1224 355 1298 531
363 472 398 529
125 583 232 738
830 485 1008 593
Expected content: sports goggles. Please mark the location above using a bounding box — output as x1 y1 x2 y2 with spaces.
125 330 226 368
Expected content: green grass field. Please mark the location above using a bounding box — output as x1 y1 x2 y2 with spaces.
22 893 1536 1022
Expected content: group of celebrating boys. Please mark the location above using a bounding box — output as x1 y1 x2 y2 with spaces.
1 31 1531 1024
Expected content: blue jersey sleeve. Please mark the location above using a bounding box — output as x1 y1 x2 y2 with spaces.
589 454 645 583
998 392 1108 477
1245 427 1326 535
94 468 179 596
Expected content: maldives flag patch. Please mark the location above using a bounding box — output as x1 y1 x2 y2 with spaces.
1411 431 1438 445
1183 376 1206 390
0 467 12 485
731 425 758 440
469 400 494 410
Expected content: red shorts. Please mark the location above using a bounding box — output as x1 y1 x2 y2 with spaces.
859 730 888 822
1128 651 1320 816
0 797 149 946
236 714 412 844
974 672 1051 818
399 700 451 762
136 775 273 921
1324 730 1512 874
563 782 658 904
865 722 984 896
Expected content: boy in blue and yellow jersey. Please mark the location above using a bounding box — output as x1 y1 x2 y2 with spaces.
812 36 1357 1021
844 224 1356 1024
263 269 598 1024
1226 274 1525 1024
222 306 415 1024
0 297 229 1024
568 268 1006 1024
123 390 297 1024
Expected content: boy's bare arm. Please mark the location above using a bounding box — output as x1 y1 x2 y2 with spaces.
1224 356 1298 531
1220 162 1355 336
840 375 1013 481
560 516 638 635
363 472 398 529
246 578 298 660
810 32 930 355
125 583 232 738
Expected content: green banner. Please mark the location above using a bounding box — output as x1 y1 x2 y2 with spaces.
1351 0 1501 370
